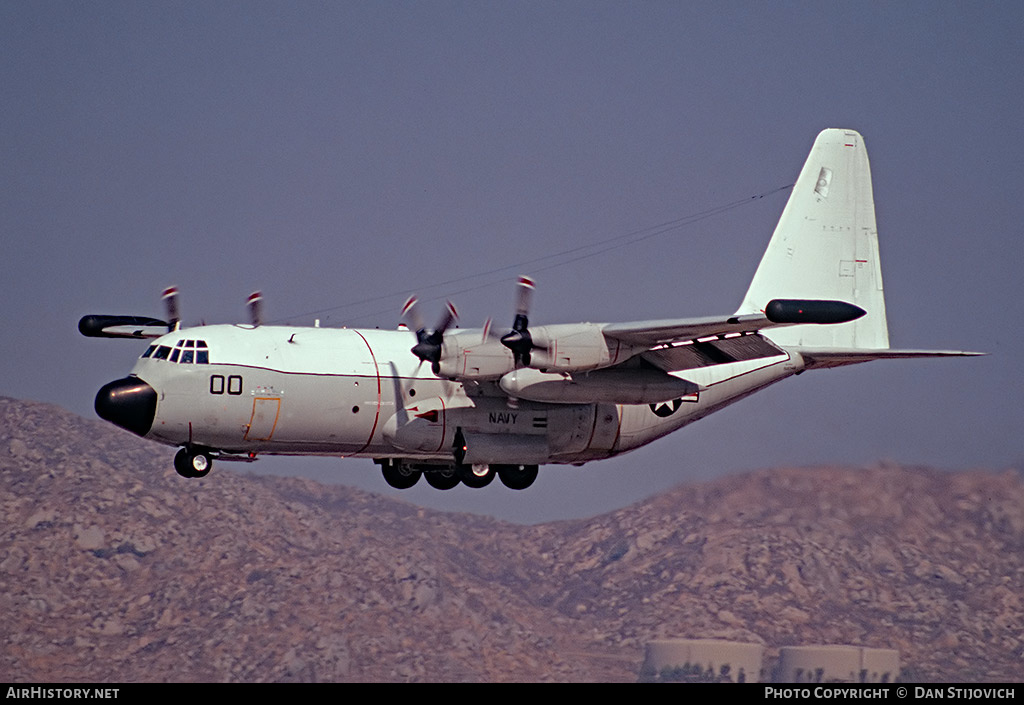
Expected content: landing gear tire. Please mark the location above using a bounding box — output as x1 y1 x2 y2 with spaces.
424 469 461 490
174 448 212 478
497 464 538 490
381 460 421 489
457 463 495 489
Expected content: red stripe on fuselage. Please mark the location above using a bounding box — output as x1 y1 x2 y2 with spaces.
348 330 382 457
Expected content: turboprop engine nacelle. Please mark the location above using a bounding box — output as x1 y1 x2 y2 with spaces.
526 323 641 373
436 323 644 380
499 366 698 405
436 335 516 380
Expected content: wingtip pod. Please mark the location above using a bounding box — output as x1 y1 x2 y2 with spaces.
78 314 170 339
765 299 866 325
81 287 179 339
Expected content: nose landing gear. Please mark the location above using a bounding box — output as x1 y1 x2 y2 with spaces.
174 447 213 478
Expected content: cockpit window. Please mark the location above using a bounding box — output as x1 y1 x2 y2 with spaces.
145 340 209 364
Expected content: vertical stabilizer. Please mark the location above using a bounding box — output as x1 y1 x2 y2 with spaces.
738 129 889 349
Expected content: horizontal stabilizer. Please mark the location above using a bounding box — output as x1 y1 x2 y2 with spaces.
797 347 986 370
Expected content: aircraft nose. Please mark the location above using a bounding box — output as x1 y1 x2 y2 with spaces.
95 376 157 437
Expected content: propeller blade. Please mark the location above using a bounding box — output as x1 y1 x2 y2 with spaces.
401 296 426 333
404 298 459 375
435 300 458 336
162 287 180 332
502 276 537 366
247 291 263 327
514 275 535 319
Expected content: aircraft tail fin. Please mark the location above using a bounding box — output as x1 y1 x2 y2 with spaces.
737 129 889 349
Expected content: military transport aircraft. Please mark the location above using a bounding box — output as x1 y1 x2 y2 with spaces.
80 129 980 491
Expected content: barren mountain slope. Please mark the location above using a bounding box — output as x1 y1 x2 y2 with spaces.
2 397 1020 681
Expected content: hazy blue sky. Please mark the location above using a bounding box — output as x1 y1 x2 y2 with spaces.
3 1 1021 522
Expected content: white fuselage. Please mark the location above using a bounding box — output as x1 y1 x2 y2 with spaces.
126 323 802 467
90 130 981 487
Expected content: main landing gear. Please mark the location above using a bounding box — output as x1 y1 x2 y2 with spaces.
379 458 420 489
425 469 461 490
375 459 538 491
174 447 213 478
496 464 538 490
457 463 495 489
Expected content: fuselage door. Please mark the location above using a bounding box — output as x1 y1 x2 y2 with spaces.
245 397 281 441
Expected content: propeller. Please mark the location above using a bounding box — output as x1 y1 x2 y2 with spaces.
500 276 538 366
402 296 458 375
247 291 263 327
162 287 180 332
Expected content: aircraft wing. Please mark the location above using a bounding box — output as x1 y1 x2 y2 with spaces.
600 312 776 347
601 313 984 374
601 298 868 348
601 313 794 373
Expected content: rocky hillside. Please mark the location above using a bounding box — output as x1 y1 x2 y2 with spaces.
2 397 1021 682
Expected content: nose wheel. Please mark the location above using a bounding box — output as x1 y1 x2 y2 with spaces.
174 448 213 478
